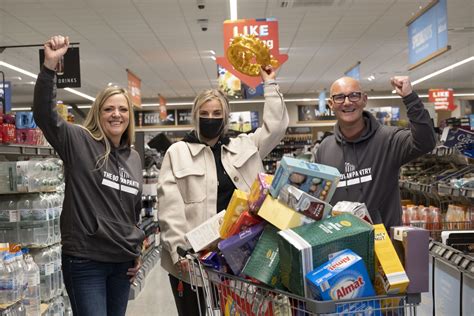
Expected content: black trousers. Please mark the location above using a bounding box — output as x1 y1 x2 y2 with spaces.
169 274 207 316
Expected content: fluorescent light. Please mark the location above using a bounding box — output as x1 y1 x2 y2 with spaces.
453 93 474 97
230 0 238 20
209 50 216 55
11 107 32 111
0 61 38 79
77 105 92 109
0 60 96 102
64 87 95 101
392 55 474 93
210 56 216 61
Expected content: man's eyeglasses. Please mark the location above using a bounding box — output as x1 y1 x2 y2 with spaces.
331 92 363 104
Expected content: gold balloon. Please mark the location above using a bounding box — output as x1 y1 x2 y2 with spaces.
226 34 279 77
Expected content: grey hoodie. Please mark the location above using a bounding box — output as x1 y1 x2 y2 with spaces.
33 67 144 262
315 93 436 229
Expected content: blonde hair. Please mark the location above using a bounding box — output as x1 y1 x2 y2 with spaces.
81 86 135 168
192 89 230 141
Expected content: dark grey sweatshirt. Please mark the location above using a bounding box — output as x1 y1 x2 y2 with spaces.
33 67 144 262
315 93 436 229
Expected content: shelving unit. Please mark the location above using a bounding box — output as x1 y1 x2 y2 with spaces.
0 144 56 157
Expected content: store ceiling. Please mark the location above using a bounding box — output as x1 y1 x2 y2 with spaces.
0 0 473 107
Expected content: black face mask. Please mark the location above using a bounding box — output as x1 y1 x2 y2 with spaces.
199 117 224 139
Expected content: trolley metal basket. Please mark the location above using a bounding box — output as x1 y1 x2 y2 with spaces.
178 247 421 316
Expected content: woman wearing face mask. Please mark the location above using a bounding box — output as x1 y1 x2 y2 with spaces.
157 65 288 315
33 35 144 316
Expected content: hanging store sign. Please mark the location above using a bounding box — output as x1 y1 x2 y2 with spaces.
136 110 176 127
0 81 11 114
407 0 450 70
428 88 456 111
39 47 81 88
177 109 192 126
442 127 474 158
127 69 142 108
344 62 361 81
158 94 167 120
216 18 288 88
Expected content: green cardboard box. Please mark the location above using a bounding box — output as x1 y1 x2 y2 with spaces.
278 213 374 297
242 225 284 289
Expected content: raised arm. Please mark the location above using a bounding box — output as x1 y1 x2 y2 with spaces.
33 35 71 160
249 65 289 158
390 76 437 165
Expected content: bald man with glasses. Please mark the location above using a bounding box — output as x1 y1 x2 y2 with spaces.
314 76 436 230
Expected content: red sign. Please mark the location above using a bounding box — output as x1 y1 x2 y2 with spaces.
428 89 456 111
158 94 167 120
216 18 288 88
127 69 142 108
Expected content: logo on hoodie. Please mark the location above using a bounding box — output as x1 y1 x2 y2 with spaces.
101 168 139 195
337 164 372 188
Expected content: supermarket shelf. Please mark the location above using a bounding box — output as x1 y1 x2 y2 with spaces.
129 247 160 300
0 144 56 156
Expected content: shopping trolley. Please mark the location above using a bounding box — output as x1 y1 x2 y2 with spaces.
178 247 421 316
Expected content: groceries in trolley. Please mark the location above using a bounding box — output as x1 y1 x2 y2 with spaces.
305 249 376 301
185 210 226 252
217 222 265 275
269 156 340 202
332 201 373 224
278 213 374 297
373 224 410 295
226 210 262 238
257 195 314 230
248 173 273 214
391 226 429 293
242 225 284 289
219 190 249 239
277 184 332 221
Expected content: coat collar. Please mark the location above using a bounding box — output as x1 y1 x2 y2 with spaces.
184 138 240 156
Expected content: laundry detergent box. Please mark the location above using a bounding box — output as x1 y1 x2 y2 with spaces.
373 224 409 295
248 173 273 214
306 249 376 301
278 213 374 297
270 156 340 203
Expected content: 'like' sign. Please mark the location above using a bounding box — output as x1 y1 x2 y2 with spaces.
216 18 288 88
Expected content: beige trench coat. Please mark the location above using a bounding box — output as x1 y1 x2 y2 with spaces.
157 82 289 281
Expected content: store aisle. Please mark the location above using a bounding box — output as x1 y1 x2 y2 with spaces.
126 261 178 316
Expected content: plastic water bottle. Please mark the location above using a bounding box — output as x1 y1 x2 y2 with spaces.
31 248 53 302
0 198 20 244
0 252 9 308
12 252 26 300
23 250 40 316
3 253 18 305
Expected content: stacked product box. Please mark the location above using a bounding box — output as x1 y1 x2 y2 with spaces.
278 213 374 297
391 226 429 293
270 156 340 202
306 249 380 315
373 224 410 295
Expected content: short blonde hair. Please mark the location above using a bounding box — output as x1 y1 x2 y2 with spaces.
81 86 135 168
192 89 230 141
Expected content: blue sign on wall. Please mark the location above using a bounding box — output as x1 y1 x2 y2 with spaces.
344 63 360 80
0 81 11 114
408 0 448 66
318 91 326 114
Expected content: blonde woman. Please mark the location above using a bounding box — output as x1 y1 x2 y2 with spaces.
33 35 144 316
158 65 289 315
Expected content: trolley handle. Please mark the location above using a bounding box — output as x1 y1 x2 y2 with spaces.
177 246 200 263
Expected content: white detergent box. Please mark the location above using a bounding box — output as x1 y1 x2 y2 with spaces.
270 156 340 203
305 249 376 301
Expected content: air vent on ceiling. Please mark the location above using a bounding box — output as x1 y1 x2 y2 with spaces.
280 0 346 8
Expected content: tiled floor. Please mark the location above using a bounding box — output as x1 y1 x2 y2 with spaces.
126 262 178 316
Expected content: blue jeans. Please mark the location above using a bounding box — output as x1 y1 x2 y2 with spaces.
62 254 134 316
